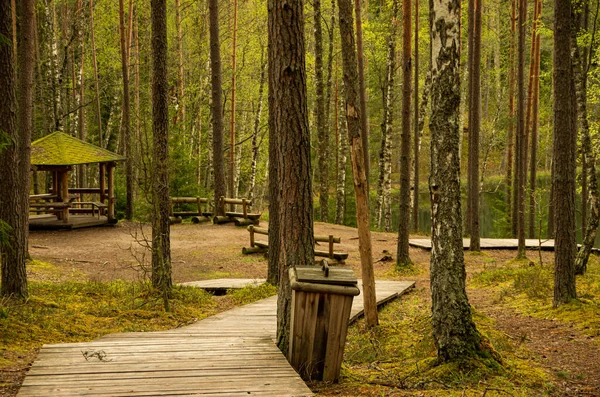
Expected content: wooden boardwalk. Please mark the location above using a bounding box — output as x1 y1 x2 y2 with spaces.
409 238 558 251
29 215 112 230
180 278 267 293
18 280 414 396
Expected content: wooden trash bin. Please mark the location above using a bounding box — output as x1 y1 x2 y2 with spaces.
288 262 360 382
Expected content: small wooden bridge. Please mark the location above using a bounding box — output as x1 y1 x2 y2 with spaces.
18 279 414 396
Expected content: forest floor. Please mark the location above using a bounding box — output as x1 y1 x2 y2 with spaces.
1 221 599 396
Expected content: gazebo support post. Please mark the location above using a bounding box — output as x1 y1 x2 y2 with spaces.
107 162 115 222
99 163 106 204
61 170 69 223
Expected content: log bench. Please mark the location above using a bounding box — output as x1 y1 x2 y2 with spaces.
169 197 211 224
69 201 107 218
242 225 348 263
213 197 261 226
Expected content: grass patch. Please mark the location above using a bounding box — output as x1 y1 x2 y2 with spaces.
471 255 600 339
315 289 552 396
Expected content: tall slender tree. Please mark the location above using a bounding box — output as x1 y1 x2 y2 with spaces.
354 0 370 187
209 0 226 217
338 0 378 327
89 0 103 147
397 0 412 266
229 0 238 200
150 0 172 300
508 0 516 236
467 0 482 251
314 0 329 222
429 0 482 361
515 0 527 259
412 0 419 233
552 0 577 307
268 0 314 354
119 0 133 220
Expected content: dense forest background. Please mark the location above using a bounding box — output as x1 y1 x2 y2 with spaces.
27 0 599 241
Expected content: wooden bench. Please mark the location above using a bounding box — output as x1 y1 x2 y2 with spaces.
29 202 71 223
69 202 107 218
169 197 211 224
213 197 261 226
242 226 348 263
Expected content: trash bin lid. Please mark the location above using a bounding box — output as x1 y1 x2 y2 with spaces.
295 265 357 286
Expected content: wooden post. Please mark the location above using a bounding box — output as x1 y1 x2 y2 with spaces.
220 196 225 215
249 225 255 247
53 171 60 200
61 171 70 223
99 163 106 203
107 163 115 221
329 235 334 258
196 196 202 214
242 198 247 218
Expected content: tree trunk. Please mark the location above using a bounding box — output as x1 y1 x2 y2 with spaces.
89 0 103 146
119 0 133 220
527 0 541 238
515 0 527 258
229 0 238 201
209 0 226 216
150 0 172 302
507 0 516 235
354 0 370 189
429 0 481 361
397 0 412 266
175 0 186 129
338 0 378 327
467 0 482 251
76 0 85 189
268 0 314 355
0 0 33 300
412 0 419 233
552 0 577 307
248 50 266 204
573 2 598 276
376 0 397 232
335 74 348 225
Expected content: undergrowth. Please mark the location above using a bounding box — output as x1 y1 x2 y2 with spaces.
313 289 552 396
471 255 600 339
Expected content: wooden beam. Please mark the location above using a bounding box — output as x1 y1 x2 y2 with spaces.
99 163 106 203
107 164 115 221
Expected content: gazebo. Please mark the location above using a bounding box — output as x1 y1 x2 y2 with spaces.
29 132 126 230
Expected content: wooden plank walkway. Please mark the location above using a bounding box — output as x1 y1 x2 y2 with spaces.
180 278 266 293
18 280 414 396
409 238 558 251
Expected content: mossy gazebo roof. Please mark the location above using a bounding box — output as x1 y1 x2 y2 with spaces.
31 132 125 166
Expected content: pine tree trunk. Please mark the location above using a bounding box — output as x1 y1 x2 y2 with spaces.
338 0 378 327
0 0 33 300
150 0 172 300
397 0 412 266
376 0 397 232
76 0 85 189
515 0 527 258
429 0 481 361
354 0 370 189
119 0 133 220
508 0 516 235
552 0 577 307
229 0 238 201
175 0 186 130
527 0 541 238
335 75 348 225
89 0 103 146
467 0 482 251
209 0 226 216
268 0 314 354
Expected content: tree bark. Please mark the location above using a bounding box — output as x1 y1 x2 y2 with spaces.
119 0 133 220
0 0 33 300
412 0 419 233
209 0 226 216
397 0 412 266
507 0 516 236
89 0 103 147
515 0 527 258
335 74 348 225
376 0 397 232
150 0 172 299
527 0 541 238
429 0 481 361
248 50 266 204
354 0 370 189
175 0 186 129
338 0 378 327
552 0 577 307
229 0 238 201
268 0 314 354
467 0 482 251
